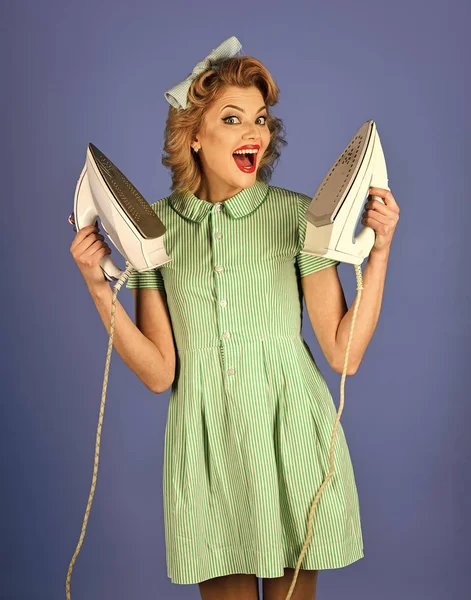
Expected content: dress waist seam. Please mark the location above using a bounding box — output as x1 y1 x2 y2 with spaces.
178 334 303 353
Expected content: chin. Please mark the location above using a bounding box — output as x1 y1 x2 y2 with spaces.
232 169 258 188
237 174 257 187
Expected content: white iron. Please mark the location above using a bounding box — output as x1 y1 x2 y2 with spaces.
302 119 389 264
286 119 389 599
72 143 171 281
65 144 172 600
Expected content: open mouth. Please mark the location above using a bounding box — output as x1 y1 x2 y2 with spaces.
232 149 258 173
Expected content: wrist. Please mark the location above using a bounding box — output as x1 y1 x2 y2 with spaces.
87 279 111 300
369 246 391 261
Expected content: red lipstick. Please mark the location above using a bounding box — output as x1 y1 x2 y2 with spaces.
232 144 260 174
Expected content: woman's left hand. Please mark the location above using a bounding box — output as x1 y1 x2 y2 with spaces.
361 187 400 254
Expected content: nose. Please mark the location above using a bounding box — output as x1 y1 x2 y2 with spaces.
242 120 258 140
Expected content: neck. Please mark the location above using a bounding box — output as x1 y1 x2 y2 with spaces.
196 175 244 204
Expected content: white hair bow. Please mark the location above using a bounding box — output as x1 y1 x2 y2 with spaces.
164 36 242 110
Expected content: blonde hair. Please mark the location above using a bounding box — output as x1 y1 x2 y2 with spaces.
161 55 287 194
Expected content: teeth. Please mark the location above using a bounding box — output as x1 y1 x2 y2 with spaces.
233 149 259 154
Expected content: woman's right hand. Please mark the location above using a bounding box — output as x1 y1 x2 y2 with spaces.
69 220 112 289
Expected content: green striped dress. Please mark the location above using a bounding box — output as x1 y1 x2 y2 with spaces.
126 180 364 584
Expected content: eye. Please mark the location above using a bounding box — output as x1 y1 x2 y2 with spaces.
222 114 268 125
222 116 240 124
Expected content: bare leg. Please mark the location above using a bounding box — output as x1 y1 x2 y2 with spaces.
262 568 319 600
198 574 260 600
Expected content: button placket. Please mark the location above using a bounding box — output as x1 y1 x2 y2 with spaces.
211 203 235 380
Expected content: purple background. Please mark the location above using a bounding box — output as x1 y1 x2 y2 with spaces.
3 0 470 598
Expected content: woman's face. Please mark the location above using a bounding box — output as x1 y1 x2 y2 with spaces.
191 85 271 199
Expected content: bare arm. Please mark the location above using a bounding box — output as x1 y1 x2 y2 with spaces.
334 248 390 373
302 248 390 375
301 265 352 375
131 286 176 389
88 281 175 393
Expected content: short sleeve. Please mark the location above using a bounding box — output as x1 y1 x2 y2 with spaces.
125 267 165 291
296 192 340 277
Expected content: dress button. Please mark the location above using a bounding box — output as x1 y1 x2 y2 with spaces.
214 265 224 273
220 299 227 307
214 232 222 240
215 203 223 211
227 368 235 376
222 331 230 339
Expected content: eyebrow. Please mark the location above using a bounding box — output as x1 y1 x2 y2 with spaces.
220 104 267 114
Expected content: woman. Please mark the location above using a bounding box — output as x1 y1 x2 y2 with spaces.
70 37 399 600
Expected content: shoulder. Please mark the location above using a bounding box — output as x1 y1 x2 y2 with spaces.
267 185 311 212
148 195 171 217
